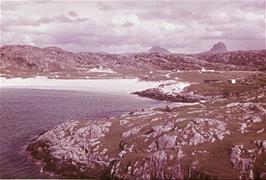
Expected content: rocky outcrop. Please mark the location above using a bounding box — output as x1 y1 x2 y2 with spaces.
206 41 227 54
230 145 255 179
133 88 205 102
230 142 266 179
27 120 114 178
147 46 171 54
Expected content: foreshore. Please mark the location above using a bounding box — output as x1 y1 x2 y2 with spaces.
0 76 162 94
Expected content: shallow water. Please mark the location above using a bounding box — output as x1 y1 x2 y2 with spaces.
0 89 164 178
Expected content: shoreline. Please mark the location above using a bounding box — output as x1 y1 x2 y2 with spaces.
3 71 266 179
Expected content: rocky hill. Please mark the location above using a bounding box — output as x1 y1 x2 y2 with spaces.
0 45 79 72
0 45 265 74
205 41 227 54
147 46 171 54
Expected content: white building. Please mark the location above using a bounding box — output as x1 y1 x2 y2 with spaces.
200 68 215 73
231 79 236 84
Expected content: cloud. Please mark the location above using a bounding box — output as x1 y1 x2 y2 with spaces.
95 2 113 11
68 10 78 17
1 0 265 53
122 22 134 28
54 14 73 23
112 13 140 27
38 16 52 24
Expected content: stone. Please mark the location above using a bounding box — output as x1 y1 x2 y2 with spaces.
147 122 175 137
230 145 255 179
157 134 177 149
122 125 143 138
189 132 206 145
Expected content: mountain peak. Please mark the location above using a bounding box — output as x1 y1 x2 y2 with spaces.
148 46 171 53
208 41 227 53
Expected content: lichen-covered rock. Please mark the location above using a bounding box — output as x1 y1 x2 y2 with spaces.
176 118 230 146
230 145 255 179
27 120 114 178
157 134 177 150
189 132 206 145
146 122 175 138
255 140 266 152
148 134 177 152
122 125 145 138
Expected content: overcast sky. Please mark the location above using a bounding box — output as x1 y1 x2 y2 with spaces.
1 0 265 53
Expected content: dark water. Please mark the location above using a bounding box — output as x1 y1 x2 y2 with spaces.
0 88 163 178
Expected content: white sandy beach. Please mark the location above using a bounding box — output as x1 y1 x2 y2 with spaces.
0 77 190 94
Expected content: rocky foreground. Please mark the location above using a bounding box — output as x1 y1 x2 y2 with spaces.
26 74 266 179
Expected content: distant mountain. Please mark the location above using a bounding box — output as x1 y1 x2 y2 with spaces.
205 41 228 54
0 45 265 74
147 46 171 53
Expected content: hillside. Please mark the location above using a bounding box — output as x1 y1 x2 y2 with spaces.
195 50 266 71
0 45 265 75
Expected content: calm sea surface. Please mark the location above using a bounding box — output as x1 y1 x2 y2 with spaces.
0 88 164 178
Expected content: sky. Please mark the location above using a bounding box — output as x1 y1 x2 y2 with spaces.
1 0 265 53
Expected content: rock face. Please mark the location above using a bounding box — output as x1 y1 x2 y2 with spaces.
147 46 171 54
207 41 227 53
26 120 114 178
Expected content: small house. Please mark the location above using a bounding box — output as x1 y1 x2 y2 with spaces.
228 79 236 84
